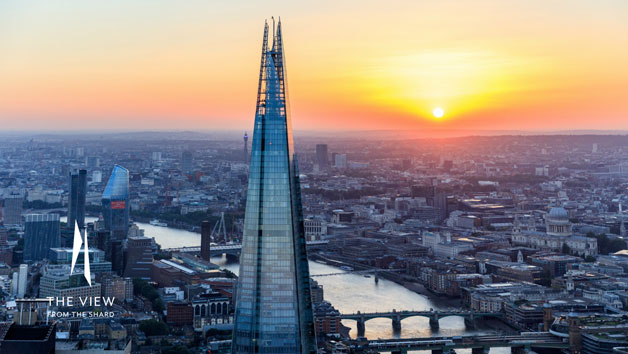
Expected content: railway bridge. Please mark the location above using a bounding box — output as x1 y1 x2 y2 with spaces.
340 309 503 337
361 332 568 354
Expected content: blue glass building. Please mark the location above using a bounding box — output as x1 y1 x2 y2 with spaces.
232 19 316 354
101 165 130 236
68 169 87 230
24 214 60 262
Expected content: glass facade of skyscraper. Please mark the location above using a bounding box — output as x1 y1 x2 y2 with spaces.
232 19 316 354
24 213 60 262
68 169 87 230
102 165 130 236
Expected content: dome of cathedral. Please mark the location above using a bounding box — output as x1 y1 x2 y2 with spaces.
548 207 569 220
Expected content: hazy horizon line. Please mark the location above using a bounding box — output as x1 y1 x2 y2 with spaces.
1 128 628 134
1 128 628 143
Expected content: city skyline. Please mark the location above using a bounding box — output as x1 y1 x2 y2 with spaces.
4 3 628 352
1 0 627 132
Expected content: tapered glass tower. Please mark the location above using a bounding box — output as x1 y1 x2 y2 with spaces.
102 165 130 236
232 19 316 354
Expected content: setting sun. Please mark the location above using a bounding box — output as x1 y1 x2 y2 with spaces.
433 107 445 118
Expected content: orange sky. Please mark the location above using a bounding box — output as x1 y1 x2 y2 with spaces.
1 1 627 132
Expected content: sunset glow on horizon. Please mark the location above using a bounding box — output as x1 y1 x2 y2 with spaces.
1 1 627 132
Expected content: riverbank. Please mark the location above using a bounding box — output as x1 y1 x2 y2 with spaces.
401 281 464 309
309 253 465 310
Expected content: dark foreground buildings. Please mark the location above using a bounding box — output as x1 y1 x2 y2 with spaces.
231 19 316 354
0 322 56 354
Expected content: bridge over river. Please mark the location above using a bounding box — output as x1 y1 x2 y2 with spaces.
162 240 329 259
341 309 503 336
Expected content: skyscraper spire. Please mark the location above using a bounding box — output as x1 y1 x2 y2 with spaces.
243 132 249 163
232 19 316 354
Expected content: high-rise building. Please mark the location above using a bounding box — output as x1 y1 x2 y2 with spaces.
0 223 9 265
0 227 7 246
412 185 448 222
92 170 102 183
85 156 100 168
182 150 193 173
102 165 130 237
201 220 211 261
123 236 153 279
315 144 329 171
23 214 60 262
68 169 87 230
17 264 28 298
1 190 24 227
11 272 18 295
243 132 249 163
232 19 316 354
334 154 347 169
443 160 454 172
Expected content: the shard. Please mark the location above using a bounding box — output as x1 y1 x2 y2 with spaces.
232 18 316 354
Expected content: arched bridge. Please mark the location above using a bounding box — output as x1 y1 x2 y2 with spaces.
341 309 503 337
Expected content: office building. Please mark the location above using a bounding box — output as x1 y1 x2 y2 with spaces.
85 156 100 168
92 170 102 183
102 165 130 237
11 272 17 295
304 218 326 241
316 144 329 171
68 169 87 230
167 302 194 326
23 214 60 262
0 227 7 246
412 185 448 222
100 275 133 303
1 190 24 227
334 154 347 169
39 266 100 299
17 264 27 298
232 19 316 354
49 247 112 273
182 150 193 173
123 236 153 279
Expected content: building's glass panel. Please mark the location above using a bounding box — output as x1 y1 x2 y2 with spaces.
101 165 130 235
232 20 316 354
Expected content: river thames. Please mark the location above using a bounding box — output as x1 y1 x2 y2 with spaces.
82 217 512 353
